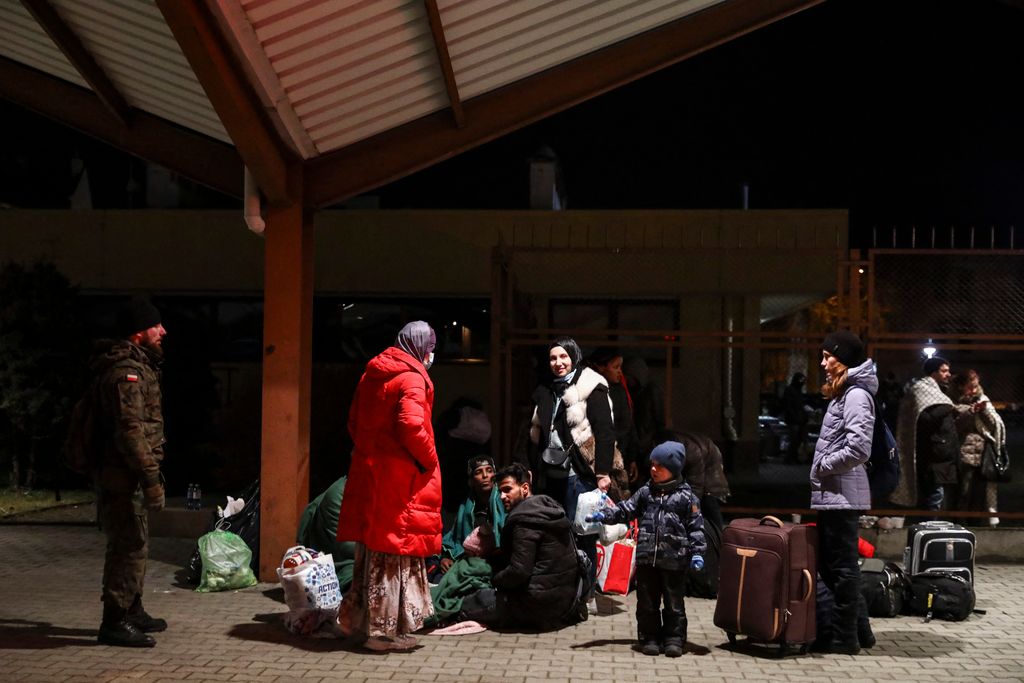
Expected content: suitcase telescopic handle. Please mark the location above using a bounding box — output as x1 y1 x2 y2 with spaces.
801 569 813 601
759 515 784 528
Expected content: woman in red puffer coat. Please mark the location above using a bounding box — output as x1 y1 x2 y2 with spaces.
337 321 441 651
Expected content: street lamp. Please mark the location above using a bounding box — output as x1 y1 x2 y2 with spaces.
923 340 937 359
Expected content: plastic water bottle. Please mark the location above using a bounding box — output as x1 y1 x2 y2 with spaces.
185 484 196 510
192 483 202 510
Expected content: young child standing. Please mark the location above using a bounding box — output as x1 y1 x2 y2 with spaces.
589 440 705 657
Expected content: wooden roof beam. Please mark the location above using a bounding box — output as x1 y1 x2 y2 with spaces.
424 0 465 129
20 0 132 126
305 0 823 207
0 57 243 197
156 0 294 205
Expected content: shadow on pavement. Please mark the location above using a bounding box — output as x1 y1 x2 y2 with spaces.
261 586 285 604
714 631 963 659
0 619 99 649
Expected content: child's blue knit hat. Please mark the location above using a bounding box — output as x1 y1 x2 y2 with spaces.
649 441 686 478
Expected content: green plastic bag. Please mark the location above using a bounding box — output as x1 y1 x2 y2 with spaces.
196 529 258 593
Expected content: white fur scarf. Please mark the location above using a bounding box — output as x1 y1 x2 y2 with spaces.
530 367 613 447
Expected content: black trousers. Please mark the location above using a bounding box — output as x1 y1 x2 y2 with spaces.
816 510 865 645
634 566 687 642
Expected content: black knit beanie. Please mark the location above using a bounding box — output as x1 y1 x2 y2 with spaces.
822 330 865 368
117 296 162 338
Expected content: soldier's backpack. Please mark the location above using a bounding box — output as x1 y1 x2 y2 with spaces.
63 381 102 475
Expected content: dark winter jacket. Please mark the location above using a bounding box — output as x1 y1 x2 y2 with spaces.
608 381 640 466
91 339 165 494
491 494 578 627
810 358 875 510
678 431 730 500
604 480 706 571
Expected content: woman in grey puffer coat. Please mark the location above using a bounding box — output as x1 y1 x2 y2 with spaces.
811 331 875 655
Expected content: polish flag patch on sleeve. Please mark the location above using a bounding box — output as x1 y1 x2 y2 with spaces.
125 373 139 382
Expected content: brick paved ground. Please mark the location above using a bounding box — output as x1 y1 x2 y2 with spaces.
1 525 1022 683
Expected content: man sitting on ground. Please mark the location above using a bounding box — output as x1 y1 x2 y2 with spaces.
439 456 506 572
458 463 579 631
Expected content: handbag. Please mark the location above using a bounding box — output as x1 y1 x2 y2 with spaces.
981 439 1011 483
595 521 638 595
541 446 571 469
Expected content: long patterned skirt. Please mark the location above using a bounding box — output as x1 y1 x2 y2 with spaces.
339 543 434 638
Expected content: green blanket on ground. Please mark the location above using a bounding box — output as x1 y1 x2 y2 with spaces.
426 557 493 627
296 476 356 592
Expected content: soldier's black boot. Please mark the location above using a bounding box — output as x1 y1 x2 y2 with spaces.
99 602 156 647
128 594 167 633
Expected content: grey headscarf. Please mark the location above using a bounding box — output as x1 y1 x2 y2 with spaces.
396 321 436 362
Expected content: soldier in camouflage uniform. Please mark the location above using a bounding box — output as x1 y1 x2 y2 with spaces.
92 296 168 647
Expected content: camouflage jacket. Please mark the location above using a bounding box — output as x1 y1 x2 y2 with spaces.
90 340 165 493
604 479 706 571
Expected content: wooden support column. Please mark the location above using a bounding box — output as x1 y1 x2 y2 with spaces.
259 167 313 580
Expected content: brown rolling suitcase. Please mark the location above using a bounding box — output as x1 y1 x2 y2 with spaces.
713 515 817 656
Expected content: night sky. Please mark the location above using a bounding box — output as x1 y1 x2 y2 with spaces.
2 0 1022 247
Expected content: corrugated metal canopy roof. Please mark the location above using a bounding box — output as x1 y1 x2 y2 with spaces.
0 0 823 205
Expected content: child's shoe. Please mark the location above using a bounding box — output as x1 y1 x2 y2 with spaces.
663 637 684 657
640 639 661 656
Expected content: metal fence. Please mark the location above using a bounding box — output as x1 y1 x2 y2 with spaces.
490 244 1024 524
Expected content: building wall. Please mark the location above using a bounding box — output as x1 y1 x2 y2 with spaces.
0 208 846 483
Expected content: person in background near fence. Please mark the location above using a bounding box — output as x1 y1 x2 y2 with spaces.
810 331 875 655
587 441 706 657
891 357 964 511
527 337 628 616
622 356 665 457
782 373 810 463
589 347 642 483
654 428 730 531
93 296 168 647
952 370 1006 527
336 321 441 652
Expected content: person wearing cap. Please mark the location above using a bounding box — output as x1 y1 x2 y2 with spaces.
810 330 875 654
439 456 507 571
336 321 441 652
890 355 966 511
587 440 706 657
90 295 168 647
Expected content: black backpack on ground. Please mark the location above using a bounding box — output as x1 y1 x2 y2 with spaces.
859 558 910 618
685 516 721 599
907 571 977 622
562 536 594 624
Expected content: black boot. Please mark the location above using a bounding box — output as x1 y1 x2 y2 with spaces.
99 602 156 648
639 639 661 656
857 615 875 649
128 595 167 633
663 637 684 658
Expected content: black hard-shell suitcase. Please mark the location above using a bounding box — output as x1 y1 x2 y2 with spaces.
714 516 817 656
903 520 975 583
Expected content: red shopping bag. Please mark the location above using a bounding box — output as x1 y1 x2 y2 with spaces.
595 521 638 595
